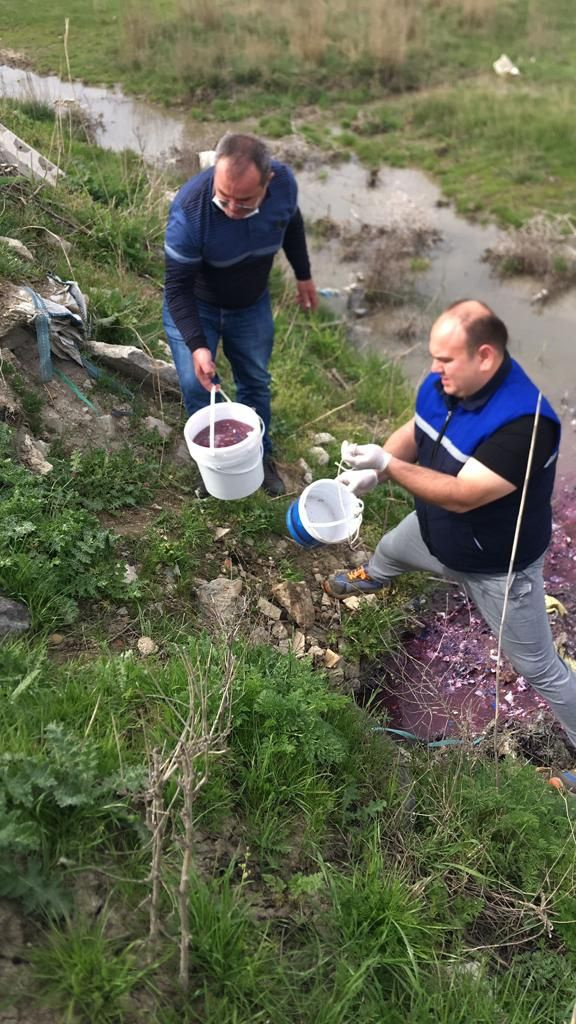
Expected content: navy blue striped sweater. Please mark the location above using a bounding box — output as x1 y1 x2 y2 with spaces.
164 160 311 351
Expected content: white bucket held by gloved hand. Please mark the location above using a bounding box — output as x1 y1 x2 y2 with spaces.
286 478 363 546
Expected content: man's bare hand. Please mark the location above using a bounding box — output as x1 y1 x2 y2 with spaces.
296 279 318 312
192 348 217 391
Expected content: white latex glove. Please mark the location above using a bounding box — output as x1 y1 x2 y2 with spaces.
341 440 390 473
336 469 378 496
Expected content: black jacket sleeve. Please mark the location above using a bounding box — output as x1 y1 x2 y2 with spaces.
282 208 312 281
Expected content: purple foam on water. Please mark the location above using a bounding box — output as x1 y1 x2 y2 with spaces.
193 418 254 448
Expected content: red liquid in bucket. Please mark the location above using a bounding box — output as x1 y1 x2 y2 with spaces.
193 418 254 448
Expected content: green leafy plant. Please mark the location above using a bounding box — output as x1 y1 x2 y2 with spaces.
29 919 154 1023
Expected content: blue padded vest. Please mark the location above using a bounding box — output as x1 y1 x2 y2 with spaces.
414 358 560 573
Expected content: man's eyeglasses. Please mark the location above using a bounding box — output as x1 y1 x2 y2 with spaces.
212 195 260 216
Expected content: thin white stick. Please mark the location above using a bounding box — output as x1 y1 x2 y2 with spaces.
493 393 543 770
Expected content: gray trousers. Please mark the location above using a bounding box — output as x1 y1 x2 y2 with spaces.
368 511 576 748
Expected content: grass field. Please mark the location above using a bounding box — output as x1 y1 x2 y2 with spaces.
1 15 576 1019
1 1 575 224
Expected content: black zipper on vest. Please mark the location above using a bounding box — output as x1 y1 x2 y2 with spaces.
430 408 453 466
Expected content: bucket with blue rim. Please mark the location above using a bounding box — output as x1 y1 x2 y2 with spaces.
286 478 363 548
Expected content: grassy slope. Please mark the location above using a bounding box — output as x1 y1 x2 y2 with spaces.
1 58 576 1024
1 1 575 223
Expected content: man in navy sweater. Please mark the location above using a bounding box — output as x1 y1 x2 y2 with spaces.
164 133 317 496
324 299 576 759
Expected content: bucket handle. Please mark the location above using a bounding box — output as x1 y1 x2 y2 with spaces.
209 385 234 453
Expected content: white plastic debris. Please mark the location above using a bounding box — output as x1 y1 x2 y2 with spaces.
198 149 216 169
493 54 520 76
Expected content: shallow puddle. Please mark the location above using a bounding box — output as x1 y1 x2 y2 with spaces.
298 160 576 468
0 63 201 160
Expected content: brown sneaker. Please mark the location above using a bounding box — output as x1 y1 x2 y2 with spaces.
323 564 384 599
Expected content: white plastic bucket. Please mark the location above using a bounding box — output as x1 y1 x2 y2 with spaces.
184 388 264 500
296 478 363 545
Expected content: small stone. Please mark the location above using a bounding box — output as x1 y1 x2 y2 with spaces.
290 630 306 657
307 645 324 659
123 563 138 584
0 236 33 260
198 578 243 624
347 548 371 568
137 636 158 657
257 597 282 621
297 457 313 484
214 527 231 540
324 648 342 668
94 414 117 441
271 621 289 640
313 432 336 445
308 446 330 466
271 581 316 628
342 596 361 611
321 592 333 607
48 632 65 646
143 416 172 440
171 439 192 465
249 626 270 645
343 660 361 681
19 433 53 475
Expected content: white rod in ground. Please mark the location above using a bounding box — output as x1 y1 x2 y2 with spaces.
492 391 542 772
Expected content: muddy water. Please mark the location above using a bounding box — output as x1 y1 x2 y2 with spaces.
298 161 576 467
0 63 190 159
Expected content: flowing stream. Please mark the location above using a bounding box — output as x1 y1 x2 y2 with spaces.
2 61 575 465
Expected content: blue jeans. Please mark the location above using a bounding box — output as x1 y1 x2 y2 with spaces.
163 292 275 454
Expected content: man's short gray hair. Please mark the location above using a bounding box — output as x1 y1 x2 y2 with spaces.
214 133 271 184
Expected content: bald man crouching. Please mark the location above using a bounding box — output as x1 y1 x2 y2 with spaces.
325 299 576 758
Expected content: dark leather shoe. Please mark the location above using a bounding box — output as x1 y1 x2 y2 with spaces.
194 480 210 499
262 456 285 496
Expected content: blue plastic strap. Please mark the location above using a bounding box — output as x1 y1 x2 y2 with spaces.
24 287 52 382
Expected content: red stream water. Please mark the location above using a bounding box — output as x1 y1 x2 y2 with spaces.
376 479 576 741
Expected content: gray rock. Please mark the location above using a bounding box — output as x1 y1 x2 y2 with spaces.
313 432 336 445
143 416 173 440
198 578 244 624
249 625 270 646
271 581 316 629
308 445 330 466
0 596 30 636
348 548 372 568
257 596 282 621
271 621 289 640
82 338 180 394
93 415 117 442
18 433 53 475
172 438 193 465
0 236 33 261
